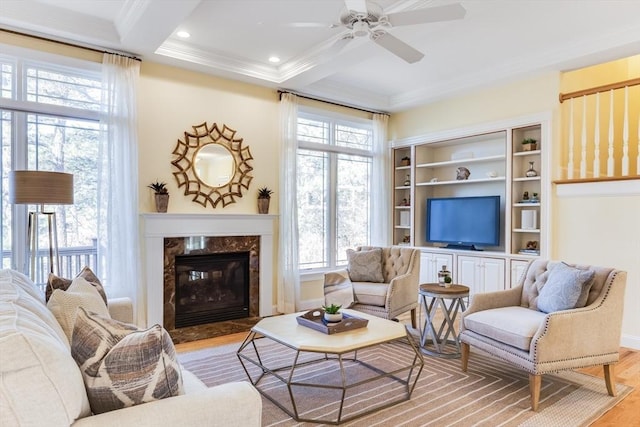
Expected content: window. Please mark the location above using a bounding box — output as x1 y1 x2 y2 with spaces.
297 111 373 270
1 52 102 285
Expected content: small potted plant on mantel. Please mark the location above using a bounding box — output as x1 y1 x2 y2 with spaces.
322 304 342 323
521 138 538 152
148 181 169 213
257 186 273 214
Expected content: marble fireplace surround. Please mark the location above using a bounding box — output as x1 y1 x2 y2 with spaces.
141 213 276 329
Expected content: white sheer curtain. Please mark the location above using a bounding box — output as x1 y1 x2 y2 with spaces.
97 54 141 318
370 113 390 246
278 93 299 313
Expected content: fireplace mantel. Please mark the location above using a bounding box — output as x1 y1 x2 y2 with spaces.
141 213 276 328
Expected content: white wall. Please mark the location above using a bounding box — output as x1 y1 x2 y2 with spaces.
554 187 640 349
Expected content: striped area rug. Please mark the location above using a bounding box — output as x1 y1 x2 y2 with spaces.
179 337 632 426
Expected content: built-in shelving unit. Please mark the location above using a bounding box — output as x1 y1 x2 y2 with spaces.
390 113 551 291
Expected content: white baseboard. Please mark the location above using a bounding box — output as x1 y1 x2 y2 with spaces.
621 333 640 350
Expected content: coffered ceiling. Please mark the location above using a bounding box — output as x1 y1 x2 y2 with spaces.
2 0 640 112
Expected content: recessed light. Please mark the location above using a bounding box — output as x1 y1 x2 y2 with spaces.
176 31 190 39
268 56 281 63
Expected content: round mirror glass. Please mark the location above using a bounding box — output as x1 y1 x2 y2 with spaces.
194 143 236 188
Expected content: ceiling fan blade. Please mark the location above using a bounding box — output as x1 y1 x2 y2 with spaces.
371 31 424 64
344 0 368 13
387 3 466 27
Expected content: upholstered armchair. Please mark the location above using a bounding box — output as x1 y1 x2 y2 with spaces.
459 259 627 411
324 246 420 328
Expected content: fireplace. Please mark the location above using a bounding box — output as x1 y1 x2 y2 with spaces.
162 234 263 343
142 213 275 343
174 252 250 328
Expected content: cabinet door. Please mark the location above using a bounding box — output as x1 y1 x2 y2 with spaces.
482 258 506 292
510 259 530 288
457 256 479 294
420 252 454 284
419 252 434 284
457 256 505 294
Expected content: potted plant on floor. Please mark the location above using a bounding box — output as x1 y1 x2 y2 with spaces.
148 181 169 213
322 304 342 323
257 186 273 214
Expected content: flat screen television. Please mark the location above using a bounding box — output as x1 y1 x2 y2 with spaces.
426 195 500 250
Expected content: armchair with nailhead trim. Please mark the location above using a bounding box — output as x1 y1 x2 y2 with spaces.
459 259 626 411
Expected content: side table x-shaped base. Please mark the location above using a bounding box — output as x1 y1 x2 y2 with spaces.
418 284 469 358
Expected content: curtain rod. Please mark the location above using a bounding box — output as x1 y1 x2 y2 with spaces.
278 90 389 116
559 77 640 103
1 28 142 62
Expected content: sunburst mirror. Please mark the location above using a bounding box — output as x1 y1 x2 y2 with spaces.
172 122 253 208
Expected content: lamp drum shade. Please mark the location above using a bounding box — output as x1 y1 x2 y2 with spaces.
9 171 74 205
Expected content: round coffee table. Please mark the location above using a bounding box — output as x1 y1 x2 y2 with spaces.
418 283 469 358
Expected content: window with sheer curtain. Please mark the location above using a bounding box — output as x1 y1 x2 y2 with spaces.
1 50 140 309
296 110 374 271
1 53 102 284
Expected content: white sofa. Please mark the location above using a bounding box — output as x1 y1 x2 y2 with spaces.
0 269 261 426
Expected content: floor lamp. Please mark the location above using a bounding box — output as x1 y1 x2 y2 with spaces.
9 171 74 283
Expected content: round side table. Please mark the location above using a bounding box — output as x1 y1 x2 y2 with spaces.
418 283 469 358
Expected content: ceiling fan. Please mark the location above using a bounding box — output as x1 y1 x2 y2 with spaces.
327 0 466 63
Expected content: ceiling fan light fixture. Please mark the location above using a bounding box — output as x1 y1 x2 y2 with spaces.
352 20 369 37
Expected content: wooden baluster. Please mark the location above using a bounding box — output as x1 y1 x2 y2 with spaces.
637 108 640 176
622 86 629 176
593 92 600 178
568 98 575 179
580 95 587 178
607 89 615 177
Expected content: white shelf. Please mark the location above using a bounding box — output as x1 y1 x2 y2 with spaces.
394 185 410 190
513 228 540 233
416 177 506 186
513 176 541 182
416 154 505 169
394 206 411 209
395 165 411 170
394 225 411 230
514 150 541 157
513 202 541 207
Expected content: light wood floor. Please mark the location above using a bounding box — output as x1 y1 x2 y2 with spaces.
175 322 640 426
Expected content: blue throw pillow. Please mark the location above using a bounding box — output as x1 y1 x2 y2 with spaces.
537 262 595 313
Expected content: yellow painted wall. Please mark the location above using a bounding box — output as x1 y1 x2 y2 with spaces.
389 73 561 140
138 61 280 214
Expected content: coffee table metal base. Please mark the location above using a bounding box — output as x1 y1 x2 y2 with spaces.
236 331 423 425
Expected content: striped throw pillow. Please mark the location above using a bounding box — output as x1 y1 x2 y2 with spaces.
46 266 108 306
71 308 184 414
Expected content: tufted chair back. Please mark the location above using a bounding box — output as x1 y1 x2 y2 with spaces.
519 259 615 310
357 246 417 282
